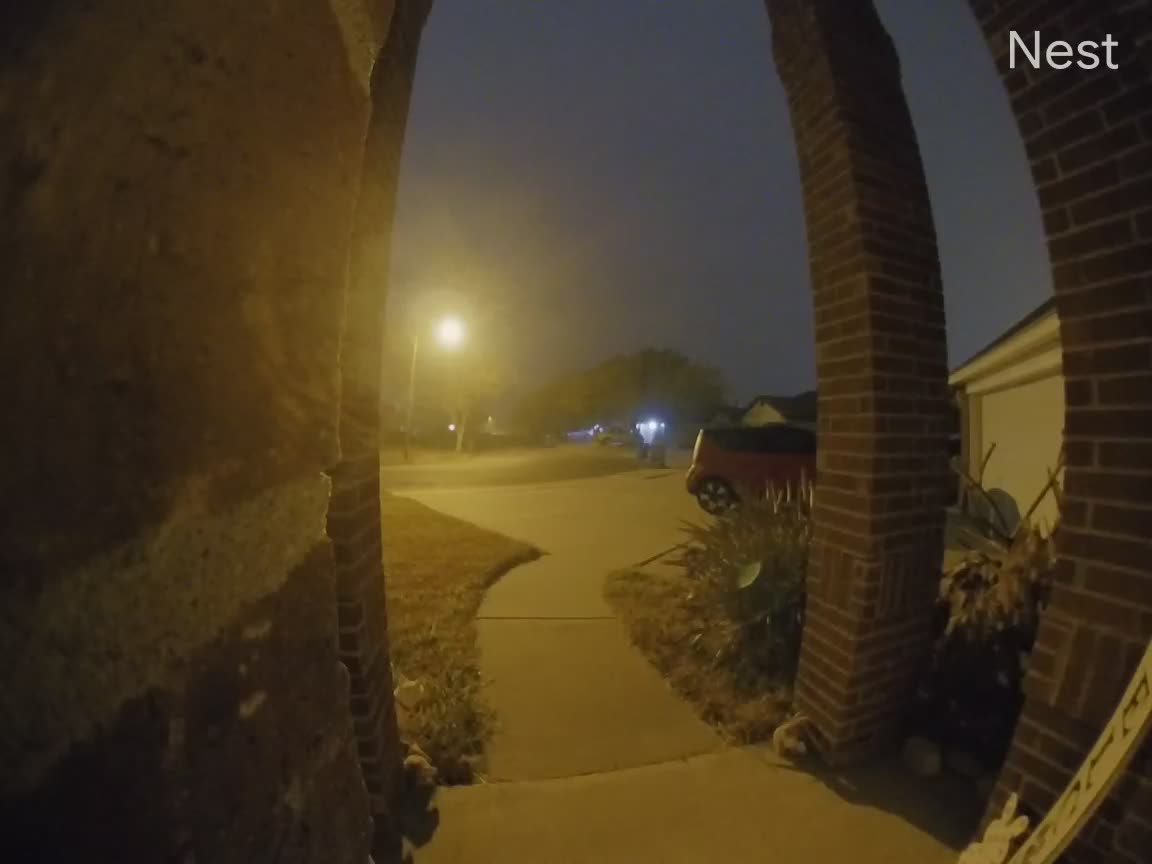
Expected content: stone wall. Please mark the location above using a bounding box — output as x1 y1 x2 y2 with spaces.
1 0 397 859
970 1 1152 861
765 0 954 759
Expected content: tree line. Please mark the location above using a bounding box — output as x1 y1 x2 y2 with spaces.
512 348 726 435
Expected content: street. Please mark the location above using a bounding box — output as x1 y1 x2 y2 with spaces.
380 442 688 490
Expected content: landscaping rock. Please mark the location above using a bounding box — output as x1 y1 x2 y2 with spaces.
404 753 438 790
403 740 438 790
394 675 425 712
771 714 810 759
902 737 943 777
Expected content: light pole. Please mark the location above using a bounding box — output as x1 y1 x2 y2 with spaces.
402 315 465 462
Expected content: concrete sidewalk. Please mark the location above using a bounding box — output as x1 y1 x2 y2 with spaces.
412 748 979 864
400 471 979 862
400 471 719 781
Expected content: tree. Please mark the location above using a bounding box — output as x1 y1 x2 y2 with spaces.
440 349 505 451
514 349 725 434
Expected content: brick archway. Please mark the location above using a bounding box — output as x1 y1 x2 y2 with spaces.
762 7 1150 853
765 0 954 759
336 0 962 839
966 3 1152 861
328 0 434 840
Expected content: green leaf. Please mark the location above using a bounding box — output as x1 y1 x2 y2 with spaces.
736 560 762 589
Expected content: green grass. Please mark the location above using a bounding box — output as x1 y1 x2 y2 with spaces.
605 563 791 744
381 494 539 783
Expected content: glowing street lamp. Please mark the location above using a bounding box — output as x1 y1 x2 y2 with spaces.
404 315 466 462
436 316 466 350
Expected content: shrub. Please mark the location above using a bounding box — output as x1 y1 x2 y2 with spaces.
916 446 1063 765
679 483 812 686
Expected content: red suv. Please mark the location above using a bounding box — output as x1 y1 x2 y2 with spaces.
686 424 817 514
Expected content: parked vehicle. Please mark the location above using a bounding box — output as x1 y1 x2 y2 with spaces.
595 424 638 447
686 424 816 514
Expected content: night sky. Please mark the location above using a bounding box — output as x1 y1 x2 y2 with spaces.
389 0 1054 404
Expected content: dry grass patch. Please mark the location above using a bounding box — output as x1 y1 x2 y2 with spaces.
381 493 539 783
605 564 790 743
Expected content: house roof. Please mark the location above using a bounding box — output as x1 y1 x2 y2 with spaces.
744 390 817 420
950 297 1062 394
952 297 1056 373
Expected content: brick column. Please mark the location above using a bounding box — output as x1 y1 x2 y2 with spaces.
328 0 434 837
970 2 1152 861
1 0 381 857
765 0 954 760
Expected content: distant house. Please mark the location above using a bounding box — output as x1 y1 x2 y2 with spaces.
949 298 1063 535
742 390 817 429
706 404 746 427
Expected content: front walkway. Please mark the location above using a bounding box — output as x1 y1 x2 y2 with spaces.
400 470 980 862
419 747 978 864
400 469 719 779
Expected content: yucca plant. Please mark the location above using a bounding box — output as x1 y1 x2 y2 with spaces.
679 480 813 685
919 448 1063 766
939 523 1055 641
941 446 1063 641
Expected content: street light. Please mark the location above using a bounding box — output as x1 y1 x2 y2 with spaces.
403 315 466 462
436 316 465 349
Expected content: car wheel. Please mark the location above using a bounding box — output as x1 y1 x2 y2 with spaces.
696 478 737 514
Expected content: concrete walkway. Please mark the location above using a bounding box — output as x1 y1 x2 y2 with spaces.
399 469 980 862
400 469 720 780
415 748 978 864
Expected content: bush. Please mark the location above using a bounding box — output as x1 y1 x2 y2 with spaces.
914 445 1062 766
917 522 1055 767
679 483 812 686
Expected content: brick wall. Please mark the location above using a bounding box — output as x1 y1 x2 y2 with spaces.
328 0 434 844
970 1 1152 860
328 461 401 820
765 0 954 759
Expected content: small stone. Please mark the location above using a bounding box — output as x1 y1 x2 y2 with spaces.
771 714 810 758
403 753 437 789
902 736 943 777
237 690 267 720
394 679 423 711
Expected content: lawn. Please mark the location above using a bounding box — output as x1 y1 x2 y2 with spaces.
605 557 792 744
380 493 539 784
